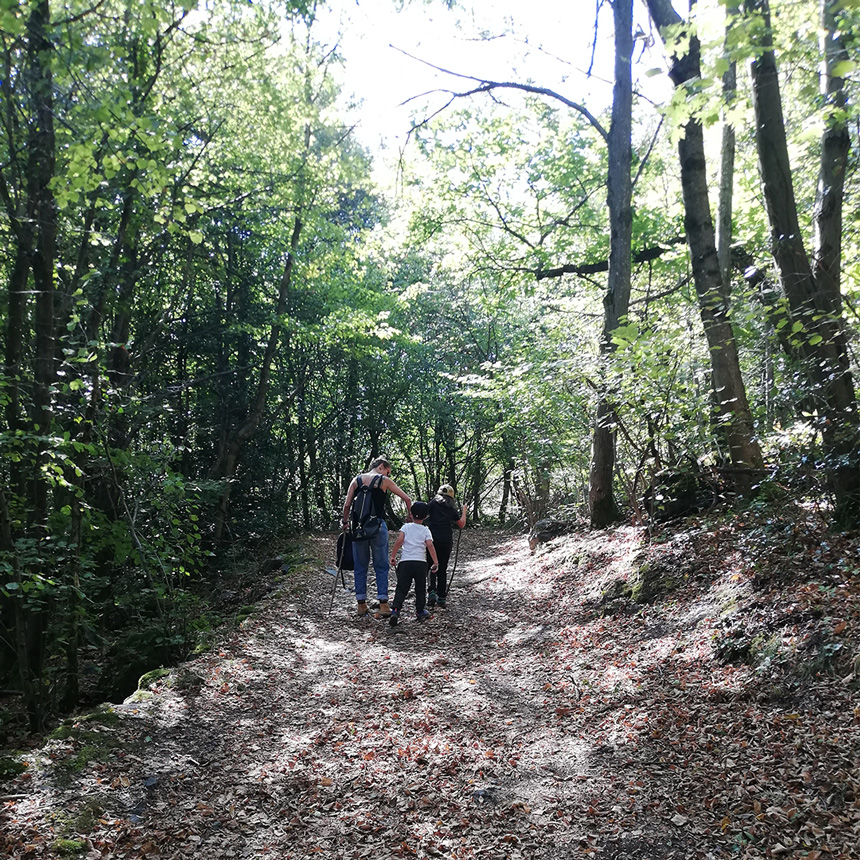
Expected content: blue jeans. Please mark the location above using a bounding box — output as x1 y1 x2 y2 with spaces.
352 521 390 603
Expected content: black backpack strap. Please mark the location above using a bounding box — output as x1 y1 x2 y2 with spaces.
370 474 384 490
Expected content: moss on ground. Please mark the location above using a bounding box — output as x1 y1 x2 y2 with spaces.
0 756 27 781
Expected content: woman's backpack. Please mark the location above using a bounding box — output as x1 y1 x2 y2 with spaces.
349 474 384 541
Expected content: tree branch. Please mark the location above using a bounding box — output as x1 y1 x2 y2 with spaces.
536 236 686 280
393 46 609 142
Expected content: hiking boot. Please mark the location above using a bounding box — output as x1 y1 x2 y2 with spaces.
375 600 392 618
426 590 437 608
389 609 400 627
416 609 431 623
356 601 369 617
437 599 446 609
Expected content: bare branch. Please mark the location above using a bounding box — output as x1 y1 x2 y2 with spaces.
392 46 609 141
629 274 691 305
632 116 664 192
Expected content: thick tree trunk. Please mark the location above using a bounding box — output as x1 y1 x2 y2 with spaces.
646 0 764 492
746 0 859 521
589 0 633 527
589 400 621 526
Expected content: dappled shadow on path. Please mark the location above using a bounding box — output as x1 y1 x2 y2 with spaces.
2 525 858 860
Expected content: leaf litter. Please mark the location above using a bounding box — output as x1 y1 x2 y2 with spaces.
1 506 859 859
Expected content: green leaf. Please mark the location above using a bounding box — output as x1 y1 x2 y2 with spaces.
832 60 855 78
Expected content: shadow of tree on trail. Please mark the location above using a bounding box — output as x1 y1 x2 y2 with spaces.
2 526 858 860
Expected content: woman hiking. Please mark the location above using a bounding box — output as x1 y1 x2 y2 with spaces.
341 456 412 617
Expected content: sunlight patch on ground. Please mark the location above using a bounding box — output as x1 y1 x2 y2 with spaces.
9 527 859 859
503 623 551 646
120 689 189 730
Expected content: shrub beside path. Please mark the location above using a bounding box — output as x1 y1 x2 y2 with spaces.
2 516 859 859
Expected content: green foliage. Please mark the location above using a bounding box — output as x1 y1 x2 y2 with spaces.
0 756 28 781
236 605 256 624
52 840 86 857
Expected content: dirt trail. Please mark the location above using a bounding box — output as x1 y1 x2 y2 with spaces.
2 525 859 859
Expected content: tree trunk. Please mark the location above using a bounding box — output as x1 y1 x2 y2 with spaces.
646 0 764 493
746 0 859 521
297 372 311 530
716 57 736 293
589 399 622 525
212 216 302 542
589 0 633 527
470 428 482 523
499 457 515 525
15 0 58 728
3 244 32 500
813 0 849 305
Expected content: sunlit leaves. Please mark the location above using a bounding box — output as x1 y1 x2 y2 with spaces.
408 100 608 281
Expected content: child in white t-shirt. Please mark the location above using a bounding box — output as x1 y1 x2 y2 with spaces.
388 501 439 626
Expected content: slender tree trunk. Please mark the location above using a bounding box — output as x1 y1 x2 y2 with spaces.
813 0 849 305
20 0 58 728
3 244 32 500
470 429 482 523
1 488 36 717
306 395 327 522
714 33 739 456
212 216 302 542
646 0 764 493
535 457 552 523
746 0 859 521
85 187 135 344
499 457 515 525
716 57 737 293
589 0 633 527
297 371 311 530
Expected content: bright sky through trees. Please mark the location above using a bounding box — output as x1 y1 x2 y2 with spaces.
317 0 666 159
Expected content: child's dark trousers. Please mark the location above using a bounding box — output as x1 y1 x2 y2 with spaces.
392 560 428 616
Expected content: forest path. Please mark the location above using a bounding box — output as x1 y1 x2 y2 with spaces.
3 526 859 859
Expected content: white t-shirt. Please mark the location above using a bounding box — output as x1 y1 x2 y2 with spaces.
399 522 433 562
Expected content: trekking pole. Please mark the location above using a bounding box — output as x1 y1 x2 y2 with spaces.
329 531 349 615
328 565 339 615
446 526 463 592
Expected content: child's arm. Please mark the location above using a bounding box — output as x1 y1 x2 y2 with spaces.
425 536 439 569
389 531 405 567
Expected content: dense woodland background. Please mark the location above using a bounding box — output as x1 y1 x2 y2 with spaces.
0 0 858 732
